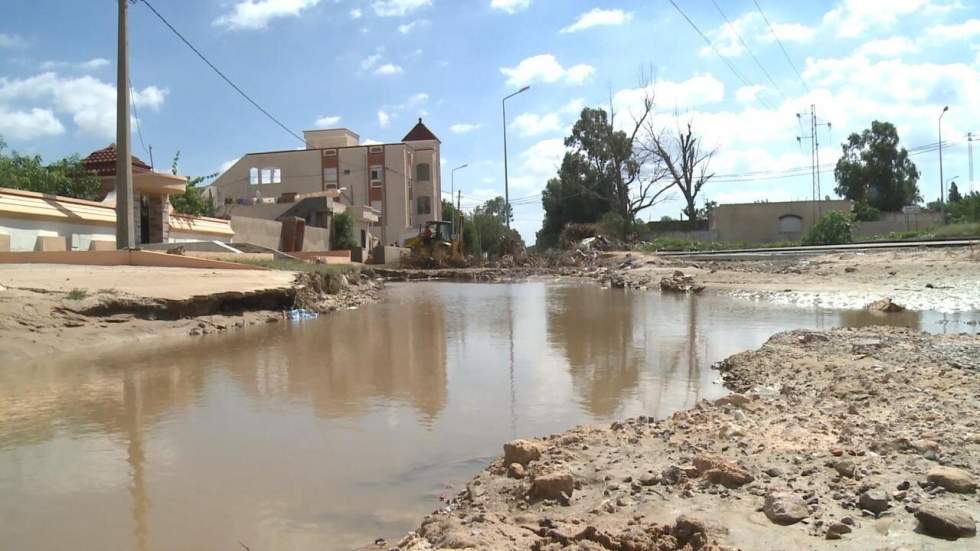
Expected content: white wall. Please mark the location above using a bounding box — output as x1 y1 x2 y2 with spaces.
0 217 115 251
169 231 232 244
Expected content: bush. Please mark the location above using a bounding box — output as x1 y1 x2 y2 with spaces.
802 211 853 246
598 211 626 239
332 212 359 250
948 191 980 223
852 202 881 222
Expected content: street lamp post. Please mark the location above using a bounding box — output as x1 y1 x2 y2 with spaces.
451 163 468 234
939 106 949 211
502 85 530 229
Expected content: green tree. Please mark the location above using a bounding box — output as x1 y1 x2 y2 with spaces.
834 121 920 211
331 212 359 249
0 137 101 200
169 151 217 216
948 181 962 203
471 196 523 258
536 152 611 249
948 191 980 222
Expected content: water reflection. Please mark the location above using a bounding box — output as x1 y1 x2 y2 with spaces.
0 281 975 551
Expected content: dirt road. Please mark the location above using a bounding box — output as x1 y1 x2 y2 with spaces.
0 264 381 362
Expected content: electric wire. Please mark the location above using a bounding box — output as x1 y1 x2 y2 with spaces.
138 0 306 145
752 0 810 94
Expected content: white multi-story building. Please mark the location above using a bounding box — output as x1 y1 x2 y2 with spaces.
212 119 442 246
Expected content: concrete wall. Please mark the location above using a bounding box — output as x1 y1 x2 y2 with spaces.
711 200 853 243
213 149 323 207
853 211 944 238
229 215 331 251
0 218 115 251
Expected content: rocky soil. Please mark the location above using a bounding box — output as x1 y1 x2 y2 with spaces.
390 327 979 550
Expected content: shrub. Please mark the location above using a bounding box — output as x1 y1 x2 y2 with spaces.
558 223 598 248
948 191 980 223
852 202 881 222
332 212 359 250
66 288 88 300
802 211 853 246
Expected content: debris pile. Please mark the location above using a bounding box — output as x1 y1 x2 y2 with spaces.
660 270 706 293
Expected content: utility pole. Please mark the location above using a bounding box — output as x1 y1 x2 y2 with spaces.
797 105 831 218
116 0 135 249
502 86 530 230
968 132 975 193
939 106 949 209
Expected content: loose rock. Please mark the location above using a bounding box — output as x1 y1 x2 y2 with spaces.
914 504 977 540
763 491 809 525
926 466 976 494
503 439 544 466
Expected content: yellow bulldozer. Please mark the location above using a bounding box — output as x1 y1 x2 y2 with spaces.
404 220 464 267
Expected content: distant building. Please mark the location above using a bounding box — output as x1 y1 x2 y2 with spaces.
212 119 442 246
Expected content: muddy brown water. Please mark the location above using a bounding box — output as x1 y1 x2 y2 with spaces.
1 281 977 551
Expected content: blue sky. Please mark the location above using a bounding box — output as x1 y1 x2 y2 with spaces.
2 0 979 241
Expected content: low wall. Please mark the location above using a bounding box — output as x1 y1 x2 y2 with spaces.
647 229 719 242
0 217 115 252
0 250 265 270
853 212 944 238
230 215 330 251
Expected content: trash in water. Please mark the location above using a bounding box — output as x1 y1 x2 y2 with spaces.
287 309 319 321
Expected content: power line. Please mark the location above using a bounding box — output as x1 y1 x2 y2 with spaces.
708 0 786 101
752 0 810 95
666 0 777 111
138 0 306 145
128 78 152 166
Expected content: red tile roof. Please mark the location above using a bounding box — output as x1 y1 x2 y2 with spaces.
402 118 440 142
83 144 152 176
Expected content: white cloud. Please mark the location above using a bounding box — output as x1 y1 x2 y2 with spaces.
0 72 167 139
377 109 390 127
702 12 814 58
822 0 951 39
213 0 320 30
490 0 531 14
374 63 403 75
511 112 562 137
924 18 980 41
40 58 110 71
0 107 65 140
509 138 567 192
450 123 481 134
735 84 767 103
361 52 383 71
363 138 383 145
560 8 632 33
407 92 429 105
219 158 240 173
561 98 585 115
372 0 431 17
612 74 725 121
398 20 427 33
315 115 341 127
856 37 920 57
500 54 595 87
0 33 26 49
349 7 363 19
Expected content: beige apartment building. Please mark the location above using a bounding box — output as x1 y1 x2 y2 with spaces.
212 119 442 246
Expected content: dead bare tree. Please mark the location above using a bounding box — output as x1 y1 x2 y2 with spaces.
642 118 716 223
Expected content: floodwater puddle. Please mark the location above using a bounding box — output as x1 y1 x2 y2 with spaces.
1 281 977 550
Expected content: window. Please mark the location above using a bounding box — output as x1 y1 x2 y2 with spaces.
323 167 338 187
416 163 431 182
416 195 431 216
249 167 259 185
778 214 803 233
323 149 337 157
370 200 383 214
259 167 281 185
369 146 383 153
370 165 383 187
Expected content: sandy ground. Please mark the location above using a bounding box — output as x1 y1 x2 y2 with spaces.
394 327 980 550
0 264 381 362
594 247 980 312
0 264 296 300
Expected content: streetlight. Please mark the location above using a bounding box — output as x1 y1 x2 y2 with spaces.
502 85 530 229
451 163 468 234
939 105 949 211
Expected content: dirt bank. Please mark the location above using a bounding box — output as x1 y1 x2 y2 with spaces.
391 327 979 550
377 246 980 313
0 264 382 362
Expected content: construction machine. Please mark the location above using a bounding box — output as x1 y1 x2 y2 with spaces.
404 220 463 266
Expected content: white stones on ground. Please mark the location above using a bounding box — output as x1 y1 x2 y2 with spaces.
927 466 977 493
530 471 574 502
914 504 977 540
507 463 526 479
763 491 809 525
503 439 544 466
